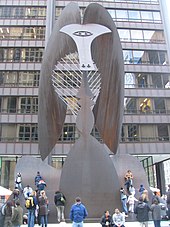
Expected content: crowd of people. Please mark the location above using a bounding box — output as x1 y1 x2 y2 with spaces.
0 171 50 227
0 169 170 227
117 170 170 227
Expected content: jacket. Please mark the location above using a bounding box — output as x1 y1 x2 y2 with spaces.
100 214 112 227
54 192 66 206
134 201 150 222
70 203 88 223
35 174 42 186
11 205 23 226
112 213 125 226
38 196 48 216
150 203 161 220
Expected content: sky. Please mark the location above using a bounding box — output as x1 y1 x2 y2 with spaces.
165 0 170 20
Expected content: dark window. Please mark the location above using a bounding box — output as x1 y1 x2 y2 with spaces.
154 98 165 113
158 124 169 141
7 97 17 113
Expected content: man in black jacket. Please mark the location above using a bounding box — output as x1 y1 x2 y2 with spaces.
54 191 66 223
134 196 150 227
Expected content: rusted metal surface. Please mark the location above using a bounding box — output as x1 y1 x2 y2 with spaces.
38 2 124 160
38 3 80 160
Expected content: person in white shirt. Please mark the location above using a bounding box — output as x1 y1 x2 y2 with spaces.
112 208 125 227
23 185 33 199
127 194 138 213
15 172 23 191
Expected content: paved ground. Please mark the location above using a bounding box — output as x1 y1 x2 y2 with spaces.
21 220 170 227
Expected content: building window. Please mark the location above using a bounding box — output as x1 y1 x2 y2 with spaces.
118 29 131 42
1 124 16 142
0 71 40 87
58 124 80 142
25 48 43 62
128 124 139 141
139 98 152 113
141 11 153 22
128 10 140 21
116 10 128 21
20 97 38 114
0 7 12 18
0 97 1 113
157 124 169 141
115 9 161 23
123 50 168 65
19 124 38 141
19 71 40 87
0 48 44 62
124 98 137 114
7 97 17 113
139 156 155 187
154 98 166 114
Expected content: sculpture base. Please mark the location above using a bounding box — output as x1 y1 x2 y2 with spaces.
13 153 151 221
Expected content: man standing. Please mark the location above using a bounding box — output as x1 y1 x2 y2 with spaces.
11 201 23 227
134 196 150 227
26 191 38 227
150 199 162 227
70 197 88 227
54 191 66 223
34 171 42 188
120 188 128 217
15 172 23 191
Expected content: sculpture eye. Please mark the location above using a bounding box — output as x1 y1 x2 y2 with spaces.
73 31 93 37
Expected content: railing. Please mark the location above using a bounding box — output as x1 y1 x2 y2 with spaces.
0 82 39 87
0 108 169 115
120 136 170 142
0 109 38 114
124 109 169 114
0 82 169 89
0 136 169 143
125 84 170 89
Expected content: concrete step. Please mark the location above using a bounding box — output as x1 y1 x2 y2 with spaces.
21 220 170 227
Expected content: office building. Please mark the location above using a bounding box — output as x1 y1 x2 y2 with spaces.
0 0 170 193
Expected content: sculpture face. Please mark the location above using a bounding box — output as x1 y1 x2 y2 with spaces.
38 2 124 160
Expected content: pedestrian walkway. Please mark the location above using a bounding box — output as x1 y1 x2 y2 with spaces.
21 220 170 227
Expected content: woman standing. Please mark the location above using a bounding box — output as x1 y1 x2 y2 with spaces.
4 201 13 227
38 190 48 227
150 199 162 227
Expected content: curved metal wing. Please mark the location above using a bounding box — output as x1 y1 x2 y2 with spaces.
38 3 81 160
83 3 124 154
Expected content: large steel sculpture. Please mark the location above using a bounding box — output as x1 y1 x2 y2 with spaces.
15 2 151 221
38 2 124 217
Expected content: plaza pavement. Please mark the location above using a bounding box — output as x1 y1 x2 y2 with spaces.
21 220 170 227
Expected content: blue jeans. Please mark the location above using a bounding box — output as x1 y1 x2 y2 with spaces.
28 209 35 227
153 220 161 227
40 215 48 227
121 198 128 214
72 221 84 227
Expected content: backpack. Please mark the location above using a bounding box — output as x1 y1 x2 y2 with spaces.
60 193 66 204
25 197 34 209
